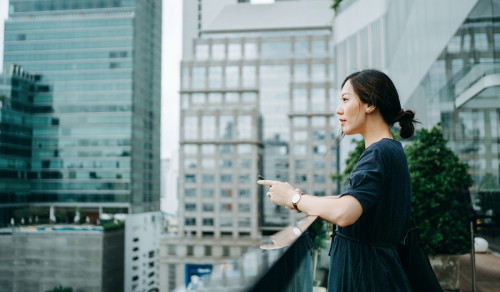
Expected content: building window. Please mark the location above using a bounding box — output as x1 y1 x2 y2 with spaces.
208 93 222 103
294 131 308 141
202 218 214 226
314 174 326 183
185 218 196 226
223 246 230 257
238 159 251 168
238 116 252 139
220 217 232 227
238 203 251 212
196 44 209 60
212 43 225 60
168 245 176 256
293 117 308 128
219 116 234 140
295 160 307 169
242 92 257 103
221 203 232 212
294 41 308 58
202 189 214 198
192 67 206 89
244 43 257 59
313 145 327 155
220 144 233 154
201 116 216 140
242 66 256 88
187 246 194 256
225 92 239 103
261 42 291 59
294 63 308 81
221 189 233 197
293 88 307 112
238 174 251 183
311 63 325 81
184 116 198 140
185 174 196 183
312 130 325 141
294 145 307 155
204 246 212 256
228 43 242 60
202 174 214 183
184 144 197 155
201 144 216 154
238 217 251 227
202 203 214 212
220 159 233 168
239 189 250 198
311 88 326 112
184 159 197 169
311 40 326 57
168 264 176 291
202 158 215 169
225 66 239 88
208 66 222 89
185 188 196 197
185 203 196 212
237 144 252 154
220 174 232 183
311 116 325 127
313 160 325 169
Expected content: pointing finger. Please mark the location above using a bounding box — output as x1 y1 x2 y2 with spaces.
257 180 275 186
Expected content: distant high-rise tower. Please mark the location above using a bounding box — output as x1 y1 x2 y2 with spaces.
1 0 162 224
161 1 337 290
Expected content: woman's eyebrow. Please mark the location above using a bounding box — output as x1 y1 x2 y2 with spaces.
341 93 352 97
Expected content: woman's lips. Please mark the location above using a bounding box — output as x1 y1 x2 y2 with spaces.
339 119 346 126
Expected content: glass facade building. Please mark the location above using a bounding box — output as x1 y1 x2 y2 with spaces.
405 0 500 241
1 0 162 224
334 0 500 246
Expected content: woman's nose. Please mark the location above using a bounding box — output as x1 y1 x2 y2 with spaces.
336 104 343 115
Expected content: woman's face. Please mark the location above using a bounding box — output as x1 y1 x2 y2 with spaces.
336 79 369 135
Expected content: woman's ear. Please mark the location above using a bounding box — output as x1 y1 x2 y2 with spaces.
366 105 375 114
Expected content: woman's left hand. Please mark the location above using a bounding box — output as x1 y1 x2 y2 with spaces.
257 180 296 209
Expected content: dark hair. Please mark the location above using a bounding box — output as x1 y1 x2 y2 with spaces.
342 69 418 139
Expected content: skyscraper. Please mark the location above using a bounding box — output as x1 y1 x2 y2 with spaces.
160 1 337 290
1 0 162 224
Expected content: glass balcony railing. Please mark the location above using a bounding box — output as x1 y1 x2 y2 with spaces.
179 215 330 292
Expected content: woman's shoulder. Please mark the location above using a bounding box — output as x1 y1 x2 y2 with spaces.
361 138 404 161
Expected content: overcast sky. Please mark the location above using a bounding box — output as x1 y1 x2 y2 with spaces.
0 0 182 159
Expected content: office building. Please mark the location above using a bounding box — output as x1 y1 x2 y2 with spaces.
1 0 162 225
0 224 124 292
334 0 499 242
160 0 337 290
0 64 39 225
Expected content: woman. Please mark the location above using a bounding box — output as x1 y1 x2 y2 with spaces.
258 69 418 291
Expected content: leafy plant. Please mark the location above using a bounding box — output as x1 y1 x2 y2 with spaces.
405 126 473 255
332 138 365 186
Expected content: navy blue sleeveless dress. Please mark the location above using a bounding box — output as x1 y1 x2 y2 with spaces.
328 138 412 291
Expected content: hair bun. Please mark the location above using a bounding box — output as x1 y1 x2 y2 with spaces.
396 109 417 139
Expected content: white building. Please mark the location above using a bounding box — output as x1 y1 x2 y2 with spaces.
124 212 162 292
160 0 336 290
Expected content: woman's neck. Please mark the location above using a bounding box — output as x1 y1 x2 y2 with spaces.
361 116 393 148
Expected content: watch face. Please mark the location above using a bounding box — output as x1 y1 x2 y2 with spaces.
292 193 301 204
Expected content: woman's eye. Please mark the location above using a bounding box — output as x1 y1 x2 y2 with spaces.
342 98 348 102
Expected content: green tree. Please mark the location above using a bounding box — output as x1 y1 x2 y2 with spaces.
332 138 365 186
405 126 473 255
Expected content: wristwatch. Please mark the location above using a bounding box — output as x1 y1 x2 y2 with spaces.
291 191 304 213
